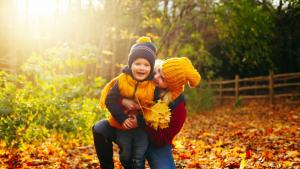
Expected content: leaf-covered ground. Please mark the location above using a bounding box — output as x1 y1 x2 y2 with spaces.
1 102 299 169
174 102 300 169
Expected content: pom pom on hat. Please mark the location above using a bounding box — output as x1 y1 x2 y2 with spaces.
136 36 152 43
162 57 201 99
129 36 156 55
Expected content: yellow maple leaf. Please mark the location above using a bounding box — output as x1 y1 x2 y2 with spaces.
144 100 171 130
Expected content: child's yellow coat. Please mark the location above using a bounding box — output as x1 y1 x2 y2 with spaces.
99 73 155 129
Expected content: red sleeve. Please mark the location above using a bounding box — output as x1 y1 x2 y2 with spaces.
145 102 186 147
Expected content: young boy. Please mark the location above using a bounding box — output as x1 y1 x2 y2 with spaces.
99 36 157 169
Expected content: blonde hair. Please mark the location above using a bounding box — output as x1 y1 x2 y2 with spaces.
154 59 164 71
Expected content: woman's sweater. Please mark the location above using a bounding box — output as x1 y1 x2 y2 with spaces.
145 94 186 147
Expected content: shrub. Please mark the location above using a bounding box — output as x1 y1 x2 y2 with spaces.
184 80 216 113
0 45 107 147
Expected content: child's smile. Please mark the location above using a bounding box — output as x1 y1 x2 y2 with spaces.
131 58 151 81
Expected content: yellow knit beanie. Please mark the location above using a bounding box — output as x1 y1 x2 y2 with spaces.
162 57 201 99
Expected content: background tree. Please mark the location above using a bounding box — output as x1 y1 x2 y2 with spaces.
142 0 221 78
272 0 300 73
0 0 300 80
215 0 275 78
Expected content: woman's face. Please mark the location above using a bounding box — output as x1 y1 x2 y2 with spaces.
131 58 151 81
153 65 168 89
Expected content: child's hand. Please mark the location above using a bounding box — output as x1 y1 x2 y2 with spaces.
121 98 140 111
128 114 138 128
122 115 138 129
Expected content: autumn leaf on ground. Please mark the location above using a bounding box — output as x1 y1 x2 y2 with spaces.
0 101 299 168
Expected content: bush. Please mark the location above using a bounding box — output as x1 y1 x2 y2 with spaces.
184 80 216 113
0 45 107 147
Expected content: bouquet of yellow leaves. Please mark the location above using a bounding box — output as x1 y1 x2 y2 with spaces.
143 100 171 130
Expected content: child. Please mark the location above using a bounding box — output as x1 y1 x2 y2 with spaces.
99 36 157 169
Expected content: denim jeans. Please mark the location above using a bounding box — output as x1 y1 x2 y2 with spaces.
146 144 176 169
115 128 148 169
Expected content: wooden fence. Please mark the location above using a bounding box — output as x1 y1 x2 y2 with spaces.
208 71 300 105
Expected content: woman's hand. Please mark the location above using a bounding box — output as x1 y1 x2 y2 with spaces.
121 98 140 111
122 115 138 129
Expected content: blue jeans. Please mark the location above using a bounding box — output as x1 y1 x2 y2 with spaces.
93 119 115 140
115 128 148 169
146 144 176 169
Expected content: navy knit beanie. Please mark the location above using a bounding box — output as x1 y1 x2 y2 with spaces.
128 36 156 73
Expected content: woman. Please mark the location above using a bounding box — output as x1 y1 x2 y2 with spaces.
93 57 201 169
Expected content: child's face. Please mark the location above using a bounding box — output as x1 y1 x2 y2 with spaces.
131 58 151 81
153 65 168 89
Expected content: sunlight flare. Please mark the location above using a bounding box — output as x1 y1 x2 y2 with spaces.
17 0 57 17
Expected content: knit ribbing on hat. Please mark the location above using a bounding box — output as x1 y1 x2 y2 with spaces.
129 45 156 58
162 57 201 99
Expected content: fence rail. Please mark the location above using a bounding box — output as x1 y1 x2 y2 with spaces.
208 71 300 104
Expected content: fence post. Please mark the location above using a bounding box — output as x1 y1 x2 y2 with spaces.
219 78 223 105
235 75 239 100
269 70 274 104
